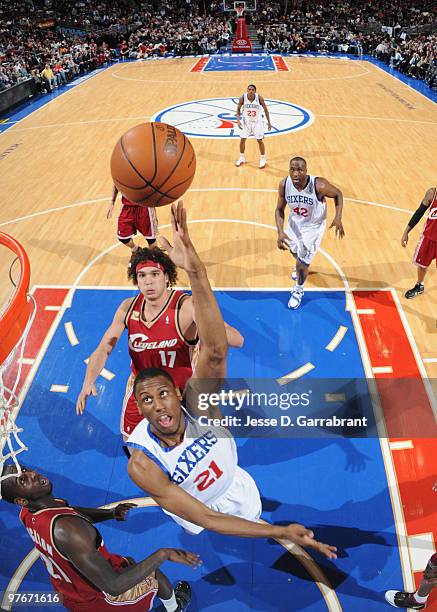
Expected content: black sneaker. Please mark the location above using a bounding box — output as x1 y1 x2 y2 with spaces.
175 581 191 612
405 283 424 299
385 590 426 609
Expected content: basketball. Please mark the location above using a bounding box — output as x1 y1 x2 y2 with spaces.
110 122 196 207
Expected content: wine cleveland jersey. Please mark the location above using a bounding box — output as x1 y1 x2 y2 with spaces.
423 188 437 241
125 289 197 390
20 504 125 604
20 504 158 610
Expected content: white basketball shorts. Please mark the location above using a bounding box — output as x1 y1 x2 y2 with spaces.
163 466 262 535
239 120 264 140
285 220 326 266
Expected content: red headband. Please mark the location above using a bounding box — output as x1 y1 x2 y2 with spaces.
136 261 165 274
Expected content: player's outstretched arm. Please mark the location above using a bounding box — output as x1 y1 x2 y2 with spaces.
317 178 345 238
54 515 201 597
275 179 289 250
76 299 131 415
128 451 337 559
73 503 137 523
107 185 118 219
401 187 435 247
159 202 228 404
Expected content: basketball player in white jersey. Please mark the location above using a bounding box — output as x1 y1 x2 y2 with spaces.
235 84 271 169
276 157 345 309
127 200 337 559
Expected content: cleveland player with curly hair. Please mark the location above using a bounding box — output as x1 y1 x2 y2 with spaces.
76 245 243 438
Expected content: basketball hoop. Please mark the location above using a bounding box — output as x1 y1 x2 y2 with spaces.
0 232 36 497
235 2 245 18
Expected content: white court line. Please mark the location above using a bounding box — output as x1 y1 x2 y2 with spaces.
276 362 315 384
325 325 348 352
0 190 415 230
34 284 394 292
8 115 152 133
372 366 393 374
111 59 371 83
389 288 437 422
423 358 437 364
371 61 437 107
0 65 108 137
64 321 79 346
17 358 35 366
357 308 375 315
325 393 346 402
390 441 414 451
315 113 437 126
50 384 69 393
346 291 414 591
83 358 115 381
407 533 436 572
44 305 61 311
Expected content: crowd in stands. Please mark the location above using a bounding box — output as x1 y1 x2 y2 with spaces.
0 0 435 97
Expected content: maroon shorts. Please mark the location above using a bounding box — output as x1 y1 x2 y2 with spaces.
117 204 157 240
121 382 144 438
413 235 437 268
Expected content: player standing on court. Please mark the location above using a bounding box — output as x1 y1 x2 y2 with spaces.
1 463 200 612
275 157 345 309
401 186 437 299
107 186 158 254
76 247 243 438
235 84 272 169
126 201 337 560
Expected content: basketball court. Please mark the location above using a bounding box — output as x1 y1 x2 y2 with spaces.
0 52 436 611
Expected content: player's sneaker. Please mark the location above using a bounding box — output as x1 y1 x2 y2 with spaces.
384 590 426 609
288 285 304 309
235 156 245 167
291 268 297 281
259 156 266 168
175 581 191 611
405 283 424 299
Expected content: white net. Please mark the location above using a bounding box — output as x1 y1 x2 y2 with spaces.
0 253 36 498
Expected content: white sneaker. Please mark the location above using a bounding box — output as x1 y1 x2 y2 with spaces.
259 156 266 168
291 268 297 281
288 285 304 309
235 157 245 167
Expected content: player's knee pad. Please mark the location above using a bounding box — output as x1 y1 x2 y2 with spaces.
118 237 131 245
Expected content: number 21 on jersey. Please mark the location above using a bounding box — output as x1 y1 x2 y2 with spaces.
194 461 223 491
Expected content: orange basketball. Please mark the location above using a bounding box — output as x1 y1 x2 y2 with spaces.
110 122 196 207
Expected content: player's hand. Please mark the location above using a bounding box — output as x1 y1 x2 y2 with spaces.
162 548 203 568
432 481 437 493
277 231 289 250
280 524 338 559
401 230 409 247
113 503 137 521
158 201 203 274
76 382 97 415
267 122 272 131
237 119 242 129
329 217 345 239
107 204 114 220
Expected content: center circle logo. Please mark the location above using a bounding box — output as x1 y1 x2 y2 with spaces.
152 97 314 139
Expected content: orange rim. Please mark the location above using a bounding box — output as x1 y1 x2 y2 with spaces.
0 233 31 364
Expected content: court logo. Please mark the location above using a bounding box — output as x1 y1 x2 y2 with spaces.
152 97 314 139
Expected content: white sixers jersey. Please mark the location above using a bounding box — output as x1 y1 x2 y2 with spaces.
242 92 262 123
285 175 327 229
127 410 237 507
